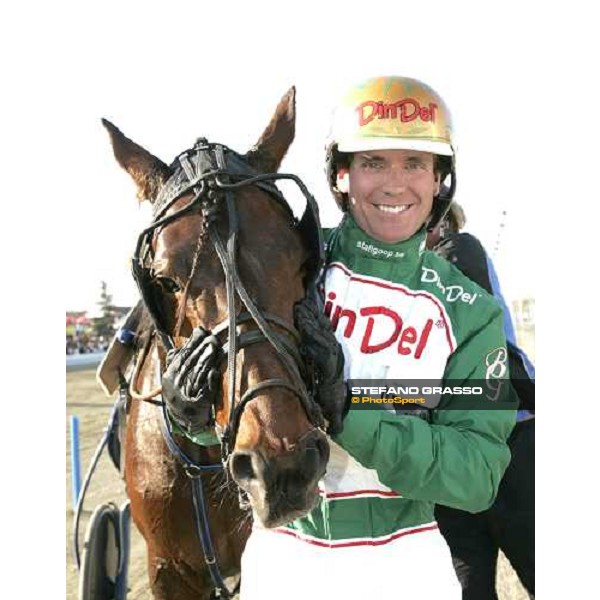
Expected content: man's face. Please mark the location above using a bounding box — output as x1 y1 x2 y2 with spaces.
337 149 441 243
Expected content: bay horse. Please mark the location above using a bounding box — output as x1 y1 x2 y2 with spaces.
102 88 329 600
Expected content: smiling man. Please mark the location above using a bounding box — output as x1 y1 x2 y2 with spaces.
240 76 517 600
337 149 441 243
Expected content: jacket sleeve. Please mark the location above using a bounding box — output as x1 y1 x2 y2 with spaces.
334 308 517 513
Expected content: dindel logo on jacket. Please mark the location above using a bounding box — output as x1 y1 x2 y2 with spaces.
323 264 457 364
325 291 434 357
421 267 480 304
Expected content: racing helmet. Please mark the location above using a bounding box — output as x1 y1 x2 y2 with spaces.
325 76 457 231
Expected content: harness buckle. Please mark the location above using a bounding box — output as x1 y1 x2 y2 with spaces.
183 464 204 479
194 137 209 150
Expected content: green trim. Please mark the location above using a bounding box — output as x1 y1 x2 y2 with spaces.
289 495 434 540
167 411 221 447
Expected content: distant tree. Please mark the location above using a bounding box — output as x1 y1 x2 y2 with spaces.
94 281 116 339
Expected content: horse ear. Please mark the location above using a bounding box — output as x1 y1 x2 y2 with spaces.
246 87 296 172
102 119 172 203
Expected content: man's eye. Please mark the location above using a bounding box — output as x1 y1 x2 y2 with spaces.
155 277 181 293
363 160 384 170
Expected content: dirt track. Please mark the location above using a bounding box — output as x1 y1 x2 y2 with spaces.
66 368 528 600
66 370 150 600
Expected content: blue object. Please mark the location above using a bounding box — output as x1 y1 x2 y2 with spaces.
486 255 518 346
70 415 82 509
117 328 136 346
486 255 535 422
486 255 535 378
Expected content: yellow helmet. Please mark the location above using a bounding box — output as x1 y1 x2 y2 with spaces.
326 76 456 230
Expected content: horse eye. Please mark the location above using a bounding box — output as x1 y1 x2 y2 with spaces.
155 277 181 294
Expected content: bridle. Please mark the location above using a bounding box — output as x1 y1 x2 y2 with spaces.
131 138 327 597
132 137 326 463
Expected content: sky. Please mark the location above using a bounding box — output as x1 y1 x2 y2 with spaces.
59 2 545 315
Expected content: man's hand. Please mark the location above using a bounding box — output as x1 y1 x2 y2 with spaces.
161 327 221 435
294 298 348 435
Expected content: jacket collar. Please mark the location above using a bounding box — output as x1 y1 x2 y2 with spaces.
330 214 428 272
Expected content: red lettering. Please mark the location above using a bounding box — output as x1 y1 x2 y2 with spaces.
357 98 436 127
400 98 420 122
357 101 378 126
416 103 437 122
324 292 336 318
429 103 438 122
331 305 342 331
414 319 433 359
360 307 403 354
321 296 436 358
398 327 417 355
383 103 398 119
339 308 357 338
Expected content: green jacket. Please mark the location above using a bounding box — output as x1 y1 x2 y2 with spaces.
281 215 516 546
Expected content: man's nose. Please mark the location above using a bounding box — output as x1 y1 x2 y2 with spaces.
382 166 408 195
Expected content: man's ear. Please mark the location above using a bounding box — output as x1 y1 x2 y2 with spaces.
336 168 350 194
434 172 442 196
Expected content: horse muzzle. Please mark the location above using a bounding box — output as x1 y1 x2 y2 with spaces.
229 429 329 528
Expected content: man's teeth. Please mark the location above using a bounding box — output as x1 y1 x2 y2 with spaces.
375 204 410 214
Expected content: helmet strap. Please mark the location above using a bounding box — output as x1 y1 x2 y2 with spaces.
426 165 457 232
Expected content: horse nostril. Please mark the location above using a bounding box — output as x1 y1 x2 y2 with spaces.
301 447 319 480
299 434 330 480
230 452 256 482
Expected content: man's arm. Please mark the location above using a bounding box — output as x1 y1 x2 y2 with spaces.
334 308 517 513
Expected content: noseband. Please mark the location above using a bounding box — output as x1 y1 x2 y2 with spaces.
132 138 325 462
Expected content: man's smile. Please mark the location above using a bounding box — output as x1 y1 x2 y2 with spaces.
372 203 413 215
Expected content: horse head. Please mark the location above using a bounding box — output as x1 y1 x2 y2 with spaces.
103 88 330 528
